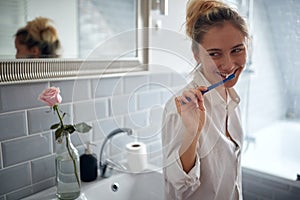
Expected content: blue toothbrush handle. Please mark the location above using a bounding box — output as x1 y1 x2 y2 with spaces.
179 74 235 105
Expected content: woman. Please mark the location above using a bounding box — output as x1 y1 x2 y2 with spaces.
14 17 61 58
161 0 249 199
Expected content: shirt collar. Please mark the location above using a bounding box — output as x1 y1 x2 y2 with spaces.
192 71 243 155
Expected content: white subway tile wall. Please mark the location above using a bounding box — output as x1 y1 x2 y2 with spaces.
27 105 72 135
2 133 52 167
0 111 27 141
0 72 183 199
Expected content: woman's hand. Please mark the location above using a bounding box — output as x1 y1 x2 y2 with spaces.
175 86 206 137
175 86 207 173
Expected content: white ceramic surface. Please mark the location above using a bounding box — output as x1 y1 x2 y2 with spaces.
23 170 164 200
82 171 164 200
242 120 300 180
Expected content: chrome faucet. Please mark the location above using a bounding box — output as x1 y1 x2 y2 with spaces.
99 128 133 178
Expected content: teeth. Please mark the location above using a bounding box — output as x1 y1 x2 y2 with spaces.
220 73 228 78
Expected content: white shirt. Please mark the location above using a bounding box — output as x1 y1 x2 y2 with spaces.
161 71 243 200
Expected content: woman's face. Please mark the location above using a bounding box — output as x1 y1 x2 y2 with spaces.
15 36 39 58
195 22 247 88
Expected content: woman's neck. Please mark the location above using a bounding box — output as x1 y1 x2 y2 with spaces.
216 86 227 101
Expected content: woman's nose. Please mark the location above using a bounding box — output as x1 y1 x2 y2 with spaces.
220 55 234 71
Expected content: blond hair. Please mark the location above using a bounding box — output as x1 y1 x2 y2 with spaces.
186 0 249 52
15 17 61 58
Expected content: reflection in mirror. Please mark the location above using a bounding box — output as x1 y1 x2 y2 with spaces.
0 0 136 59
0 0 149 84
14 17 62 59
79 0 136 59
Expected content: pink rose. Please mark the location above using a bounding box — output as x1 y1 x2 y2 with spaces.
38 86 62 107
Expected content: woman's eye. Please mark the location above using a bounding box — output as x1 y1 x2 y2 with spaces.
209 52 221 57
232 48 244 54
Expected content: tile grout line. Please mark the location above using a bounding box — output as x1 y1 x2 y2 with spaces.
0 130 52 143
25 110 29 137
0 143 3 169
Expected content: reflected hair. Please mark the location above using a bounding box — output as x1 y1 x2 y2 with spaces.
15 17 61 58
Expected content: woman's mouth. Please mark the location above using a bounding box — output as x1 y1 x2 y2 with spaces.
218 72 230 78
217 68 240 79
217 72 232 79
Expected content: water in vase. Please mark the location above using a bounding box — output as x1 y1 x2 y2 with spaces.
56 155 81 199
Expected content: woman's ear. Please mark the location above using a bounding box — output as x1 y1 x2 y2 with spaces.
193 50 201 64
30 46 41 58
192 42 201 64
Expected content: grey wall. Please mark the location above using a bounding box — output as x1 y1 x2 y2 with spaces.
263 0 300 118
0 72 186 199
244 0 300 123
235 0 298 135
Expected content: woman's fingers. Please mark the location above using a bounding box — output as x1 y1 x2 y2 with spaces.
175 94 193 115
175 86 207 114
181 86 207 105
196 86 206 111
182 90 198 104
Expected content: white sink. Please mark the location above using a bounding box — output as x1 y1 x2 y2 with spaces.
82 171 164 200
23 170 164 200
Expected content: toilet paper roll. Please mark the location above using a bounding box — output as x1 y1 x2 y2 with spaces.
126 142 148 172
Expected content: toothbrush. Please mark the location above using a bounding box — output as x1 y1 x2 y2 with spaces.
177 73 235 105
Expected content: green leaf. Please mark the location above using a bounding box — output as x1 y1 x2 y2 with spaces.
64 125 75 134
62 112 66 119
74 122 92 133
50 123 60 129
55 128 63 140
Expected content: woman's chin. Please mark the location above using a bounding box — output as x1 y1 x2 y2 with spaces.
224 77 239 88
224 82 236 88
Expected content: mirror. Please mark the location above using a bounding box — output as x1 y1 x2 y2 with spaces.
1 0 141 59
0 0 149 84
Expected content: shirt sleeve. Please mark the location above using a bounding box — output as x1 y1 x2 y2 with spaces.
166 150 201 189
161 102 201 198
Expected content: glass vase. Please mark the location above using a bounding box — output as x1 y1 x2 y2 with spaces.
55 132 81 199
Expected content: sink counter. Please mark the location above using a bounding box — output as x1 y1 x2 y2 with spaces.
23 169 164 200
